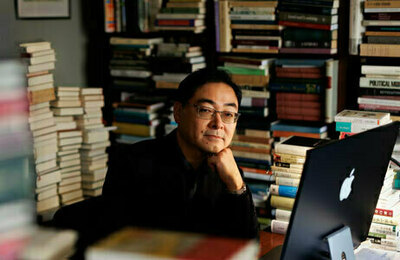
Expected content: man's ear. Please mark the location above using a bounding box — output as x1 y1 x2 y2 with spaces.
173 102 183 124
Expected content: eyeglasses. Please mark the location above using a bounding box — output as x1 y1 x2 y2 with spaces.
191 104 240 124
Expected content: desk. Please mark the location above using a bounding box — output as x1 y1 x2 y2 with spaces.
259 231 285 257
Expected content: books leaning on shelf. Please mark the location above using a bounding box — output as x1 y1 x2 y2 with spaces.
85 227 259 260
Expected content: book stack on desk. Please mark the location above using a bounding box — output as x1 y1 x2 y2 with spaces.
368 167 400 251
52 86 84 206
270 120 328 140
77 88 111 197
270 136 330 234
19 41 61 215
334 109 391 139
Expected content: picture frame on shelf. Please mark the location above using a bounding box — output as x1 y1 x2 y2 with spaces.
15 0 70 19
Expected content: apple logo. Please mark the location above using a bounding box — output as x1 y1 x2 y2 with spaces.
340 168 355 201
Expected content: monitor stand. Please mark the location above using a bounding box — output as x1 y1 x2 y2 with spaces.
325 226 355 260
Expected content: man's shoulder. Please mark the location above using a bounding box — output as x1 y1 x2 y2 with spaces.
117 132 176 156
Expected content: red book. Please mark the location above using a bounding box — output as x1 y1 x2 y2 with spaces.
279 20 337 30
276 93 321 102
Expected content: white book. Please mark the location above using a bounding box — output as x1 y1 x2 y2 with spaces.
334 109 391 125
271 219 289 235
81 168 107 182
359 77 400 89
58 182 82 194
82 180 105 190
58 136 83 146
59 158 81 169
57 153 80 162
80 88 103 95
36 186 58 201
83 131 109 144
27 61 55 73
29 101 50 111
60 189 83 204
59 176 82 187
54 116 74 123
27 82 54 93
28 111 53 123
58 130 82 139
36 196 59 213
36 169 61 188
362 65 400 76
25 49 55 57
59 144 81 152
36 159 57 174
32 125 57 138
29 117 55 131
60 165 81 174
36 183 57 194
27 73 53 86
275 176 300 187
56 121 77 131
83 188 102 197
58 149 79 157
358 97 400 107
53 107 84 116
56 86 81 92
35 153 57 165
61 170 81 179
29 106 51 117
20 42 51 53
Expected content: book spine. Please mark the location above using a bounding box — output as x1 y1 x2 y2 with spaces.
373 215 399 226
359 77 400 89
271 165 302 174
270 184 298 198
104 0 116 33
273 153 306 164
358 97 400 106
271 219 289 234
270 195 295 210
214 0 220 52
279 12 336 25
272 208 292 222
275 176 300 187
360 44 400 57
279 20 337 30
335 121 382 133
243 171 274 181
365 1 400 9
369 222 398 236
274 171 302 179
283 40 336 48
359 103 400 113
349 0 365 54
361 65 400 75
219 0 231 52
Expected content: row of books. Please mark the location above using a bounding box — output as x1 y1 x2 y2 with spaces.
359 0 400 57
215 0 339 54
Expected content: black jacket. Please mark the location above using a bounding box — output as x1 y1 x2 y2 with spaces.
102 130 259 239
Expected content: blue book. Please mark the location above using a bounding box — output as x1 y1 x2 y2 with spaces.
269 82 322 94
271 120 327 133
275 59 326 67
271 184 297 198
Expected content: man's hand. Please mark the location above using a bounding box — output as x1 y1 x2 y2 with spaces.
207 147 244 192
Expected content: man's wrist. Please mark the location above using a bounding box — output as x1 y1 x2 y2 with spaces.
227 182 247 195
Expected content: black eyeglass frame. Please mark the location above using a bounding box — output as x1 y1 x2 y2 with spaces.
190 103 240 124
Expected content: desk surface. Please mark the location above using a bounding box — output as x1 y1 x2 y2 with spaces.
259 231 285 257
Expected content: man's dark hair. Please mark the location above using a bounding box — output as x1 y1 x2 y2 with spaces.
176 68 242 106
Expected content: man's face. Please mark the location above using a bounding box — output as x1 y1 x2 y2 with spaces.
174 82 238 155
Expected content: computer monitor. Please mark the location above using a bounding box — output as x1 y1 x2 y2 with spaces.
277 121 399 259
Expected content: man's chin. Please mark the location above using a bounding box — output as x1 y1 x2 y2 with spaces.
201 144 224 154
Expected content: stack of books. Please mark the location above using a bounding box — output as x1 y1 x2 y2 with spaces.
109 37 163 93
112 95 165 142
0 60 35 256
270 59 338 123
278 0 339 54
77 88 111 197
360 0 400 57
50 87 82 206
334 109 391 139
270 136 329 234
368 167 400 251
52 87 84 206
154 0 206 33
19 41 61 215
358 65 400 115
228 0 281 54
152 42 205 90
270 120 328 140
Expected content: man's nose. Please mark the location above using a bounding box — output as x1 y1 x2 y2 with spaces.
209 112 224 129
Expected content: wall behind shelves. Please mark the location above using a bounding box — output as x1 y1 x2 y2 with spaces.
0 1 90 86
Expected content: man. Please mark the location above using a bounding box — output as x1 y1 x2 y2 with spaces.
102 68 259 239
